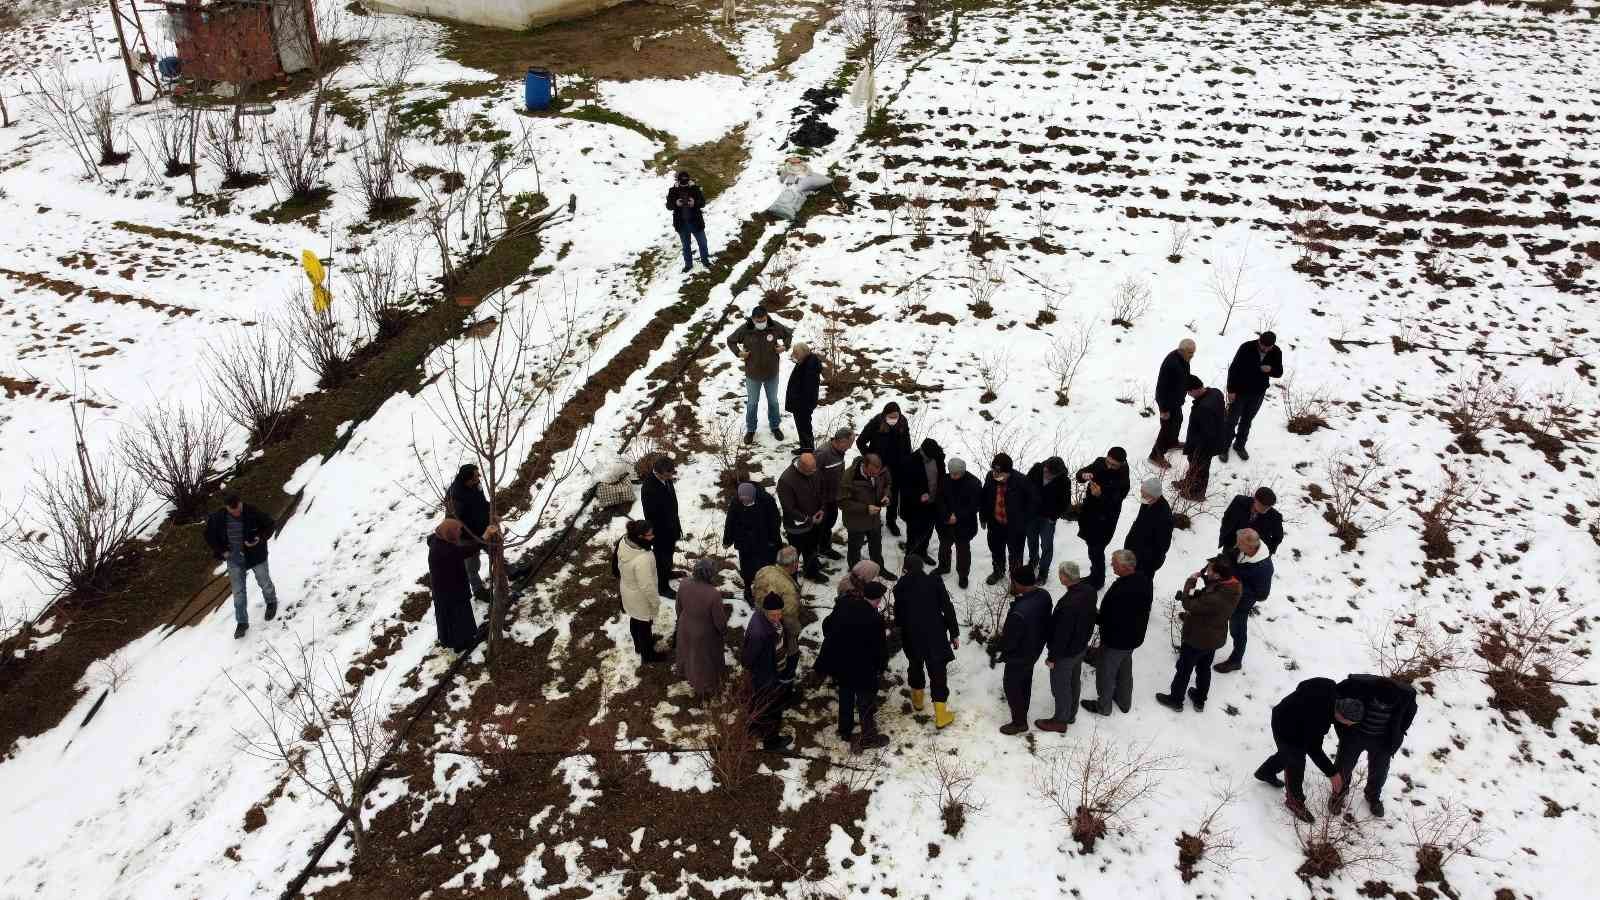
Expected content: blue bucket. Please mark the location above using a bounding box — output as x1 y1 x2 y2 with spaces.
524 67 555 111
158 56 181 80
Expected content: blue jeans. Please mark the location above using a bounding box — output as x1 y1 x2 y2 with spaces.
228 559 278 625
1026 517 1057 577
745 375 780 432
677 226 709 267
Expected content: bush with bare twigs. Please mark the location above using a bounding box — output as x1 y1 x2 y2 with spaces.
202 114 260 188
700 678 765 791
136 104 195 179
119 400 230 518
1176 789 1238 882
1417 466 1477 565
1109 276 1152 328
582 721 644 791
975 349 1010 404
1032 730 1177 853
1405 800 1487 884
1369 609 1462 686
25 63 120 180
1166 219 1193 262
925 754 984 837
348 102 409 218
1279 377 1333 435
758 249 799 308
963 252 1004 317
15 455 156 601
1442 369 1517 454
1046 318 1096 406
93 650 132 693
1287 205 1333 267
1293 781 1391 880
262 107 332 201
228 636 389 856
1166 473 1222 531
1476 594 1585 727
206 324 298 446
1209 240 1257 336
960 421 1036 480
961 583 1010 657
346 242 412 341
282 289 359 390
1311 442 1393 551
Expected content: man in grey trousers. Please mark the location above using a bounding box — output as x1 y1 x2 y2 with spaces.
1081 550 1155 716
1036 561 1097 731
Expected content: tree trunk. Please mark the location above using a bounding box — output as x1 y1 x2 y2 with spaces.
487 536 508 666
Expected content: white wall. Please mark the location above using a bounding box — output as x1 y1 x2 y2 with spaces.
366 0 626 31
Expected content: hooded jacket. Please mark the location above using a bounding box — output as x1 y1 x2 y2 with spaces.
1334 674 1418 754
1179 576 1242 650
666 182 707 231
617 536 659 621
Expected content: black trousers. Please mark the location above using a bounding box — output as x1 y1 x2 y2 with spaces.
848 525 884 568
749 680 785 741
936 528 972 576
1180 453 1213 500
1084 536 1110 588
1335 735 1393 801
629 617 655 658
1168 643 1215 702
821 506 839 549
905 653 950 702
885 479 903 526
1003 659 1033 724
793 408 815 452
1225 391 1266 451
986 524 1025 575
652 538 677 593
837 685 879 738
787 527 821 576
1151 406 1183 457
905 514 935 558
738 547 776 603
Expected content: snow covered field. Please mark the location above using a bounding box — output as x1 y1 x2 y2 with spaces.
3 0 1599 898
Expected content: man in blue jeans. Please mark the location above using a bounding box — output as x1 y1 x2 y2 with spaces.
204 493 280 639
726 305 793 443
666 171 711 273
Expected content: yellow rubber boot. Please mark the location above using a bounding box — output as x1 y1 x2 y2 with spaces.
934 701 954 728
911 689 926 711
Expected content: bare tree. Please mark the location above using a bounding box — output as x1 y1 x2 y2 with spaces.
924 755 984 837
202 112 260 188
839 0 906 114
1176 787 1239 882
282 287 358 389
424 290 591 666
1045 317 1096 406
228 635 388 857
136 103 193 178
206 324 299 446
1109 275 1152 328
1209 239 1257 335
119 400 230 518
975 349 1010 403
1404 800 1488 884
346 241 412 341
1166 219 1193 262
1032 730 1177 852
1316 442 1393 551
411 112 544 289
24 61 109 180
348 101 408 218
92 650 133 693
16 454 156 600
262 106 332 201
356 22 430 94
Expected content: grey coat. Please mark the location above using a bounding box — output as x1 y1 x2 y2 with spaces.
675 580 729 696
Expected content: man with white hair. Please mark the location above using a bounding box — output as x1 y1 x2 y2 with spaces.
1036 561 1098 732
784 342 822 453
934 456 982 588
1213 527 1274 674
1123 477 1174 576
1148 338 1196 468
752 546 804 682
1081 550 1154 716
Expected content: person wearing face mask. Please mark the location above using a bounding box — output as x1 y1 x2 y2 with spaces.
980 453 1037 586
666 170 711 273
727 306 794 444
1123 477 1174 577
856 402 913 536
1075 447 1130 590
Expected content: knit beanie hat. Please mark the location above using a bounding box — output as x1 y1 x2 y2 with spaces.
737 482 757 504
863 582 888 602
763 592 785 611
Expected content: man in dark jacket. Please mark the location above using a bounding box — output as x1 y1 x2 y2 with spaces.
893 555 959 728
724 481 782 604
1025 457 1069 582
666 170 711 273
1255 678 1363 823
856 402 913 535
1036 561 1097 732
742 594 791 751
1213 528 1274 674
900 438 946 564
641 456 681 598
819 582 892 751
1123 477 1174 577
981 453 1036 586
935 457 982 588
446 464 492 600
1219 487 1284 554
1220 331 1284 463
728 306 793 443
1075 448 1130 589
839 453 896 580
1082 551 1154 716
1330 674 1418 817
1179 375 1227 501
205 493 280 639
1149 338 1196 467
1155 558 1241 712
784 343 823 452
999 566 1053 735
776 452 828 583
814 429 853 560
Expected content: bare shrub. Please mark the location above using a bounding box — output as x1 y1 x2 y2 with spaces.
959 420 1036 480
1045 317 1096 406
119 400 229 518
16 456 156 600
925 754 984 837
92 650 132 693
24 62 110 180
1404 800 1487 884
202 113 260 187
1027 198 1055 243
1442 369 1517 454
228 635 389 857
1280 377 1333 435
1314 442 1393 551
346 242 412 341
1109 276 1152 328
960 583 1010 656
357 23 430 93
1166 219 1193 262
283 288 359 390
1369 608 1462 685
1418 466 1477 564
963 252 1004 316
1176 788 1238 882
348 102 408 218
758 249 799 308
975 349 1010 404
700 678 761 791
206 325 298 446
1477 596 1583 690
136 104 194 178
1209 240 1257 336
963 186 998 245
262 107 332 201
1166 473 1222 531
1033 730 1177 853
907 185 932 240
1293 781 1391 880
705 418 751 499
817 298 855 387
1287 205 1333 265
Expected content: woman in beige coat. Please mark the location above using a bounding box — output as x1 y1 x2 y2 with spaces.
618 520 665 663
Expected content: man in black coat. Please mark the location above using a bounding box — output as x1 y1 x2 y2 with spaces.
856 402 913 535
1180 375 1227 501
1221 331 1284 463
742 594 791 750
784 343 823 453
1123 477 1174 577
1219 487 1284 554
1330 674 1418 817
1255 677 1363 823
1037 561 1097 732
1082 551 1154 716
205 492 280 639
724 481 782 604
1075 447 1130 590
641 456 681 598
999 566 1053 735
893 555 959 728
1024 456 1069 583
899 438 946 564
666 170 710 273
446 464 492 599
1149 338 1196 467
935 457 981 589
814 429 852 560
818 582 892 751
981 453 1036 586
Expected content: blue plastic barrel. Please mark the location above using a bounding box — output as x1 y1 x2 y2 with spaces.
158 56 181 80
525 68 555 111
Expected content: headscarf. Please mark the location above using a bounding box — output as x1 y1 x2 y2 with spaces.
691 558 718 584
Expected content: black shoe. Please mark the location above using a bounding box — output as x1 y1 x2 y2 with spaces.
1213 659 1242 674
933 565 950 575
858 732 890 749
1218 449 1230 464
821 547 844 560
879 569 898 582
985 571 1004 586
919 552 937 567
473 588 493 603
762 733 792 751
1254 768 1285 788
1187 687 1206 711
1080 699 1108 717
999 722 1028 736
1366 795 1385 817
772 426 784 440
886 522 901 537
264 603 277 621
743 432 756 445
682 262 693 274
700 256 712 267
958 575 969 589
1154 692 1184 711
1235 446 1250 461
660 587 677 600
234 623 248 639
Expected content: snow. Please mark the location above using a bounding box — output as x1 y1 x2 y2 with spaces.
598 74 758 146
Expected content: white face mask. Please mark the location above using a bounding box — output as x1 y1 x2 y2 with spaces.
754 320 768 331
886 416 899 426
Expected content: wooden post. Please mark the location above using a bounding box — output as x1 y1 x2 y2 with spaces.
106 0 146 104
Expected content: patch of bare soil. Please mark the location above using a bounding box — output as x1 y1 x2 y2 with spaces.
0 267 197 317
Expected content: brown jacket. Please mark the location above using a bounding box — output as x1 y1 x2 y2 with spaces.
777 462 825 534
1180 577 1241 651
674 579 729 696
838 458 891 532
727 318 793 381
